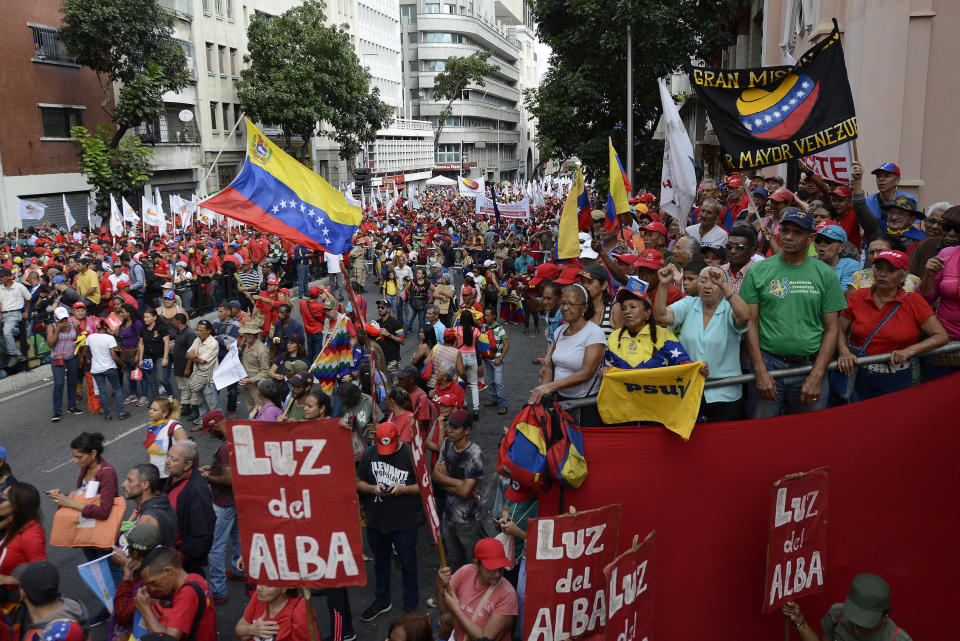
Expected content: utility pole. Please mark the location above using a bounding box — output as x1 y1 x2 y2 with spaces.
626 24 634 193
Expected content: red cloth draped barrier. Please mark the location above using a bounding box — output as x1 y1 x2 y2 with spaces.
539 373 960 640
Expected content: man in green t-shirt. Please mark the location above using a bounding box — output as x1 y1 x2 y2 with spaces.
739 208 846 417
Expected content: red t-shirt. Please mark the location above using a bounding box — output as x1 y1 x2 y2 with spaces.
842 288 934 356
150 574 217 641
0 520 46 575
833 207 863 250
432 381 465 408
408 387 433 425
241 594 315 641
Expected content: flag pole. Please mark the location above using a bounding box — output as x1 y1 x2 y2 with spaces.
198 112 246 195
626 24 634 194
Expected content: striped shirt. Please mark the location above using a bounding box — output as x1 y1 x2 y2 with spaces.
483 321 507 360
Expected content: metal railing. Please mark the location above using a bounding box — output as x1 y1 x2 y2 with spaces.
158 0 193 18
30 26 76 64
135 108 201 144
559 341 960 410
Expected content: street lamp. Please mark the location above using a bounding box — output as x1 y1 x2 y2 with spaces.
460 89 466 177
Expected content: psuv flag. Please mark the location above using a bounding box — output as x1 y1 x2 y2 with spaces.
459 175 485 198
597 362 705 440
200 120 361 253
686 19 856 170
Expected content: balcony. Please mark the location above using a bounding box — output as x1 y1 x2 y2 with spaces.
417 13 520 62
30 26 77 65
158 0 193 19
135 106 201 145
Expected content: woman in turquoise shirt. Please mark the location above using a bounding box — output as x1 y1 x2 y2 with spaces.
653 264 750 422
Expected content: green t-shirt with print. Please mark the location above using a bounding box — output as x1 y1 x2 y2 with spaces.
739 254 846 356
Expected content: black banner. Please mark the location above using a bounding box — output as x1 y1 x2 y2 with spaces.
687 20 856 171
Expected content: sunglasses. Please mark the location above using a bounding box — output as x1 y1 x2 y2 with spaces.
725 243 748 251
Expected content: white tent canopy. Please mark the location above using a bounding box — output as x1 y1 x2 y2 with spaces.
425 175 457 186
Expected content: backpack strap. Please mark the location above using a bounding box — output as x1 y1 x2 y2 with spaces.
182 581 207 641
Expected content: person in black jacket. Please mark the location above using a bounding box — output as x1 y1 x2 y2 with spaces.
163 440 215 574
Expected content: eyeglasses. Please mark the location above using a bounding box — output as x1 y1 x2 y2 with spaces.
725 243 748 251
813 236 836 244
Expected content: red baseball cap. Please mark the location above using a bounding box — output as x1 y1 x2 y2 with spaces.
769 188 795 203
437 393 459 407
553 265 582 285
726 175 743 189
376 422 399 455
831 185 853 199
635 249 665 270
72 302 86 309
474 537 512 570
461 286 474 296
529 262 560 287
873 250 908 271
642 221 668 236
639 193 656 203
616 253 641 268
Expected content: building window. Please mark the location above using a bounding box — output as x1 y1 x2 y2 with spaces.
400 4 416 23
436 144 463 163
218 164 238 190
235 104 243 131
205 43 214 72
202 0 210 13
444 3 456 13
223 103 231 130
425 3 440 13
408 32 418 43
423 60 446 71
40 106 83 138
210 101 218 130
218 45 225 74
30 26 76 64
226 0 234 19
135 104 201 143
229 48 237 76
214 0 223 17
408 61 418 72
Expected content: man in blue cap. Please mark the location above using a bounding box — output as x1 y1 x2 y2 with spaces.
781 573 912 640
739 208 847 417
865 161 912 221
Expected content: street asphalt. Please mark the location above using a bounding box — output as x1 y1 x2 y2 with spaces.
0 274 549 641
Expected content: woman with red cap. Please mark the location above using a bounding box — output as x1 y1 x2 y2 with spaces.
435 538 517 641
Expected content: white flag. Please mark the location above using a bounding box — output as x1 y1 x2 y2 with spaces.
657 78 697 228
87 193 101 230
409 184 421 210
17 199 46 221
62 194 76 230
142 196 162 227
344 188 361 207
182 195 198 229
154 188 167 236
213 343 248 390
121 197 139 224
109 194 124 237
458 175 484 198
360 186 366 209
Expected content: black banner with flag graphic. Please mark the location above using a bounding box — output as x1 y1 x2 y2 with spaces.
686 20 856 171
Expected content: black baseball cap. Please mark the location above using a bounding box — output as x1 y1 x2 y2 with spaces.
13 561 59 604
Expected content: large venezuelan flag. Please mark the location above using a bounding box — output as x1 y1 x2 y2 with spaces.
557 166 586 260
200 120 361 254
606 137 633 226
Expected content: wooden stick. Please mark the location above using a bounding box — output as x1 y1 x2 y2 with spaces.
851 138 860 163
304 589 320 641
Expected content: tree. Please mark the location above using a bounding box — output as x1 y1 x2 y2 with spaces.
432 51 498 162
70 125 154 217
236 0 392 167
527 0 732 189
59 0 191 148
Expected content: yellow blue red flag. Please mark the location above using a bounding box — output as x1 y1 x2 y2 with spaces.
606 137 633 226
597 362 705 439
557 166 586 260
200 120 362 253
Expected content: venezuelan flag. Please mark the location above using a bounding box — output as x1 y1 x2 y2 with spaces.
606 138 632 229
557 166 586 260
200 120 361 254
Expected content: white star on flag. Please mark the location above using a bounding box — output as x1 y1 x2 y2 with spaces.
279 200 287 208
764 115 772 123
789 98 797 105
299 203 306 213
796 91 805 98
271 205 279 214
669 348 681 359
773 111 781 118
802 81 810 89
754 118 762 126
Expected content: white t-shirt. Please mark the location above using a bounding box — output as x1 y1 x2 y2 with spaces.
685 223 729 248
324 251 342 274
394 264 414 284
551 321 605 399
86 333 118 374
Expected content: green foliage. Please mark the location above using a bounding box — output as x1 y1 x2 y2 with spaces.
432 51 498 159
59 0 190 147
70 126 154 217
236 0 391 165
527 0 732 188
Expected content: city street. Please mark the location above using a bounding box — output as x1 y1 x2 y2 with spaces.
0 279 548 640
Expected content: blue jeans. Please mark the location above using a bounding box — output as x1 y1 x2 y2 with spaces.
209 504 242 598
196 381 221 416
853 365 912 402
403 302 418 336
141 364 161 401
366 525 418 610
297 263 311 298
52 357 79 414
307 332 324 366
483 358 507 408
93 369 125 418
749 350 828 418
125 365 148 398
2 311 22 358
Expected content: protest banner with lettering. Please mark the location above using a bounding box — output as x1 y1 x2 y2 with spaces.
800 141 853 184
230 419 365 588
763 467 828 613
524 504 620 641
410 425 440 544
604 532 654 641
477 195 531 219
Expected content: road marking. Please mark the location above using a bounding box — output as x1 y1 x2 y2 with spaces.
41 422 147 473
0 381 53 402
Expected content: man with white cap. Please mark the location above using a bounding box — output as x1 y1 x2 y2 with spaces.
782 573 911 640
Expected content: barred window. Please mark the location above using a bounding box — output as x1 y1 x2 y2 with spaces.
40 107 83 138
30 26 76 64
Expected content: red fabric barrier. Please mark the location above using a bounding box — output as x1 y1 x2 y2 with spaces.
540 373 960 639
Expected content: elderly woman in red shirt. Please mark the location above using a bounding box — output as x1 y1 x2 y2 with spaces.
837 250 947 401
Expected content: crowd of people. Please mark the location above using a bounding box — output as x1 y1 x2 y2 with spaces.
0 154 949 641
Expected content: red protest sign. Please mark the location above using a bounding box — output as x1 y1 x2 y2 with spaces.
229 419 365 588
763 467 828 612
524 504 620 641
410 424 440 544
604 531 654 641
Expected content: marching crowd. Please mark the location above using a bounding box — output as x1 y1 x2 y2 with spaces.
0 154 949 641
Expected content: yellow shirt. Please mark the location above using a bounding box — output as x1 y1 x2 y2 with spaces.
385 280 398 296
76 270 100 304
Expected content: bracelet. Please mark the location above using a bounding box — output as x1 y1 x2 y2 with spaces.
724 292 734 300
795 619 806 628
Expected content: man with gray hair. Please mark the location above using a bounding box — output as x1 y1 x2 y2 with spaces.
163 440 215 574
432 362 465 408
424 304 446 344
673 236 702 269
685 198 728 248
